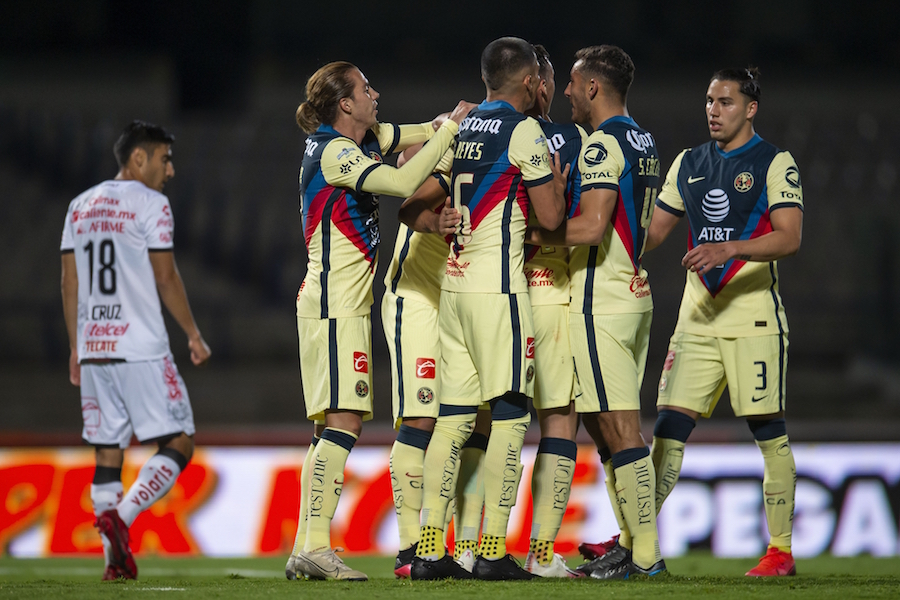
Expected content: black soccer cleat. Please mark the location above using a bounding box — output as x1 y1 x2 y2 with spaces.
590 554 668 580
394 543 417 579
473 554 537 580
410 554 475 580
576 541 630 577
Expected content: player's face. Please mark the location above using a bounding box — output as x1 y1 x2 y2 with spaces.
706 79 756 145
522 61 540 111
348 69 380 129
565 62 591 124
141 144 174 192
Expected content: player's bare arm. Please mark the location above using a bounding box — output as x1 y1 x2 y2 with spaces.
528 185 616 247
682 205 802 276
645 208 682 252
60 252 80 386
398 176 449 234
149 251 211 366
526 152 568 230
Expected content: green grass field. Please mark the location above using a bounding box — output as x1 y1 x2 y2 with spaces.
1 554 898 599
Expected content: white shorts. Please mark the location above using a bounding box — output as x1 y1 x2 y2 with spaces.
80 355 195 448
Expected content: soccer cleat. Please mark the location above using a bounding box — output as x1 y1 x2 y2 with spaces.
576 541 630 577
285 553 317 580
394 543 417 579
95 509 137 580
294 547 368 581
578 534 620 560
102 564 128 581
525 552 583 578
589 552 667 580
410 554 475 580
745 547 796 577
457 548 476 573
473 554 536 580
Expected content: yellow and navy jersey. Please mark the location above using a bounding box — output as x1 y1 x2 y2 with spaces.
525 121 587 306
570 116 659 315
656 134 804 337
443 100 553 295
297 121 436 318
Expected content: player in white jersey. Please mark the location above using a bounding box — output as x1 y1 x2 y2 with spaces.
60 120 210 581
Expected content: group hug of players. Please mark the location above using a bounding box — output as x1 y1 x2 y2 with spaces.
287 36 804 581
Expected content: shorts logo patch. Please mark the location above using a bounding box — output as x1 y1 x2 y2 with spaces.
355 380 369 397
163 357 183 400
526 364 535 383
663 350 676 371
81 397 100 430
734 171 754 192
525 338 535 359
415 358 436 379
417 387 435 404
353 352 369 373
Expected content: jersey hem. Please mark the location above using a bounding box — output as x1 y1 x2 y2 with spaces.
523 173 553 188
582 182 619 192
655 199 685 217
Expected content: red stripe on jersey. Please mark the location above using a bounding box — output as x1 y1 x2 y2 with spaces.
331 194 376 267
305 185 336 248
469 167 519 230
611 191 638 274
524 244 539 262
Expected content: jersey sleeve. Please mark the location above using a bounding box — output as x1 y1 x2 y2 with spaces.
323 120 459 198
766 151 804 213
373 121 436 156
143 192 175 251
655 149 688 216
60 201 76 253
579 131 626 192
509 118 553 187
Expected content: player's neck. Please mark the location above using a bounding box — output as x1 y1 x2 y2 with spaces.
331 115 368 145
115 168 142 185
486 91 530 114
589 101 628 131
716 124 756 153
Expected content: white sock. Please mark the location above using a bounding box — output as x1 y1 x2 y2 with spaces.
117 453 182 526
92 482 123 567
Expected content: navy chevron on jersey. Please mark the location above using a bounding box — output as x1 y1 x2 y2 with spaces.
656 134 804 337
525 121 587 305
569 116 659 314
443 100 553 295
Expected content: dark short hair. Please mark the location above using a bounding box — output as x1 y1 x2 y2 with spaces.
574 45 634 102
533 44 553 80
710 66 761 103
481 37 537 91
113 120 175 168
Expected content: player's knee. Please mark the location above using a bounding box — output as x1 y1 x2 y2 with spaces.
490 392 529 421
747 417 787 441
157 446 190 471
654 409 696 443
397 423 432 450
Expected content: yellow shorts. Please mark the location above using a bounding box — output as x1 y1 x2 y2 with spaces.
532 304 579 410
296 314 373 422
381 291 440 428
439 291 534 406
656 332 788 418
570 311 652 413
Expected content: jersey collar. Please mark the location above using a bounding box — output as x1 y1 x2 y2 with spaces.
597 115 637 130
714 133 763 158
479 99 516 112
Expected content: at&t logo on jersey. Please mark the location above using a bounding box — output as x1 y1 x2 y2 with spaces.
525 338 535 359
702 189 730 222
353 352 368 373
415 358 436 379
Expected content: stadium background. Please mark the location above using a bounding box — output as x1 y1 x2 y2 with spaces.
0 0 898 558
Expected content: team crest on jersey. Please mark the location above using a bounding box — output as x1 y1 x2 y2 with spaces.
353 352 369 373
417 387 435 404
355 380 369 397
369 151 383 162
785 166 801 188
583 142 608 166
734 172 754 192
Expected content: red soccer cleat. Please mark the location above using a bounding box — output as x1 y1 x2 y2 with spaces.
578 535 620 560
745 547 796 577
102 564 128 581
95 509 138 580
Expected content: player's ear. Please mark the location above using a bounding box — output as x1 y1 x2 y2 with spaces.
130 146 147 168
746 100 758 120
339 96 352 115
588 79 598 101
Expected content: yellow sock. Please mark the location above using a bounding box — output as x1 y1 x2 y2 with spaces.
479 533 505 560
390 425 430 549
418 525 443 560
603 459 632 550
612 449 661 569
291 438 318 555
529 438 576 562
454 442 486 547
757 435 795 553
480 413 529 553
650 436 685 515
528 539 553 565
418 412 476 557
303 428 356 553
454 538 478 560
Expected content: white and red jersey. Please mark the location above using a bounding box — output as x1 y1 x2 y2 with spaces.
60 180 175 362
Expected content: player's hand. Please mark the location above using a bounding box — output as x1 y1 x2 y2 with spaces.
69 348 80 386
550 152 570 199
438 197 461 236
447 101 478 125
682 242 734 276
431 112 451 131
189 335 211 367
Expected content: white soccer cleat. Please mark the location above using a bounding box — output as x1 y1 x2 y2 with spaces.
285 554 311 580
294 547 368 581
525 552 583 578
457 548 476 573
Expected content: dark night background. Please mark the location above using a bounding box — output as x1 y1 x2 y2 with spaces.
1 0 898 444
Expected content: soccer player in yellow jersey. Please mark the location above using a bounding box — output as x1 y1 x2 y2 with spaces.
285 61 474 581
645 67 803 577
411 37 566 581
528 45 666 579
